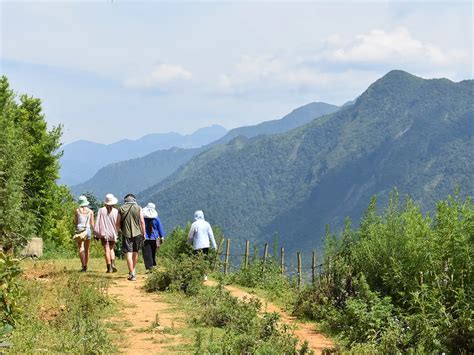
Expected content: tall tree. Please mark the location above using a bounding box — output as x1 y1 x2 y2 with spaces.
14 93 63 238
0 77 32 250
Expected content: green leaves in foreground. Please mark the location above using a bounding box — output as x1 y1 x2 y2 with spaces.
293 192 473 352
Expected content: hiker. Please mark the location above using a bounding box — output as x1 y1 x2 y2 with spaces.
142 202 165 271
94 193 119 273
75 195 95 272
188 210 216 255
116 193 146 281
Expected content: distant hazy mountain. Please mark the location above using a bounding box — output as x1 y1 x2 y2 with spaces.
60 124 227 185
139 70 473 255
72 102 339 198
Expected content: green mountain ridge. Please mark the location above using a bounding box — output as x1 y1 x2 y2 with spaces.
139 70 473 254
72 102 339 198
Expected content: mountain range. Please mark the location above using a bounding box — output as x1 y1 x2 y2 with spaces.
60 124 227 185
138 70 473 254
71 102 339 198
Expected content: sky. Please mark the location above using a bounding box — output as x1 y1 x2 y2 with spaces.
1 1 472 145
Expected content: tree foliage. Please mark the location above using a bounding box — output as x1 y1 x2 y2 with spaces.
0 76 71 251
293 191 473 352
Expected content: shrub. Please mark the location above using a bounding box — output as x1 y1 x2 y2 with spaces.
293 192 474 352
191 285 299 354
145 253 208 295
0 252 23 340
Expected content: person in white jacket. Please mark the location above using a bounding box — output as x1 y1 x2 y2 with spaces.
188 210 217 256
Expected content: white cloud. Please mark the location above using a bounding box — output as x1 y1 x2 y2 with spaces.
216 27 470 98
327 27 466 66
125 64 193 89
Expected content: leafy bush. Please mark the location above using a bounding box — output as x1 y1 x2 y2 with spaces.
191 285 300 354
145 253 208 295
230 258 292 299
157 226 194 259
0 252 23 340
293 192 474 352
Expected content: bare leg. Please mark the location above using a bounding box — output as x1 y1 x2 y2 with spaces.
132 252 138 274
77 240 85 266
84 239 91 267
109 242 116 261
126 252 134 274
103 241 111 265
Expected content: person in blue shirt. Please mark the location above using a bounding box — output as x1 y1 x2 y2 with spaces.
142 202 164 270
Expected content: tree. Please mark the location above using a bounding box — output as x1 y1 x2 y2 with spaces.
14 94 63 238
0 77 32 250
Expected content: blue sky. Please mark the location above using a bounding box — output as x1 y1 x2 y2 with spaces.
1 1 472 144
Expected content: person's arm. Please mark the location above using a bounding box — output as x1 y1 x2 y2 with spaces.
89 209 95 228
140 209 146 240
208 224 217 250
187 224 195 245
155 218 165 247
74 209 78 227
115 212 121 232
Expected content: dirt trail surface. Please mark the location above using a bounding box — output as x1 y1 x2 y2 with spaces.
108 275 186 354
205 280 334 354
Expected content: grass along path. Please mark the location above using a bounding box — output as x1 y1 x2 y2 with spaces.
20 258 191 354
204 279 334 354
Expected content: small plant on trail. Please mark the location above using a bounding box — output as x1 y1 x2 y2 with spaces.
145 253 208 295
191 284 302 354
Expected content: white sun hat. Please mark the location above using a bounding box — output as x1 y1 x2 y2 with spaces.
78 195 90 207
143 202 158 219
104 193 118 206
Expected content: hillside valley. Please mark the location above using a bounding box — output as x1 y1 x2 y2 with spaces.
72 102 339 198
138 70 473 255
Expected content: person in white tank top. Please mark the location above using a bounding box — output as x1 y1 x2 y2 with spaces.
74 195 95 272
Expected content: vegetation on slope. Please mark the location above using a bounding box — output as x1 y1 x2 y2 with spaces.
75 102 339 199
142 71 473 255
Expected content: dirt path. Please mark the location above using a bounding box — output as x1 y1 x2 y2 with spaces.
205 280 334 354
108 275 187 354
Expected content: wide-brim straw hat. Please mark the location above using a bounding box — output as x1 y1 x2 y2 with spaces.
78 195 90 207
104 193 118 206
143 202 158 219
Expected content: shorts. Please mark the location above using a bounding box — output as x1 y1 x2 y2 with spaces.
122 235 143 253
101 238 116 247
194 247 209 255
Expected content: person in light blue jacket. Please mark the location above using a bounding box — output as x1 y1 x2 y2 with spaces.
187 210 217 256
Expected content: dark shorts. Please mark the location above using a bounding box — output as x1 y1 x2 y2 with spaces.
101 239 116 247
122 235 143 253
194 248 209 256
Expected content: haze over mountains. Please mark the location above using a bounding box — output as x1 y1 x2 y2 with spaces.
60 124 227 185
71 102 339 198
138 70 473 254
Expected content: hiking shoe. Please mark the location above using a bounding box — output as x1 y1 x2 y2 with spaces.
112 266 118 273
81 266 87 272
127 274 136 281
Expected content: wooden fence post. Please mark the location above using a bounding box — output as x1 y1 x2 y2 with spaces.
312 250 316 285
224 239 230 275
244 240 250 268
280 247 285 275
214 235 225 270
297 251 302 288
262 243 269 272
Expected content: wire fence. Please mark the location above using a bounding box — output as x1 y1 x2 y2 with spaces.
212 237 335 287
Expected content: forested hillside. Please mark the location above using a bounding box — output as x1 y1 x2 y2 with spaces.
73 102 339 198
61 124 227 185
140 70 473 253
